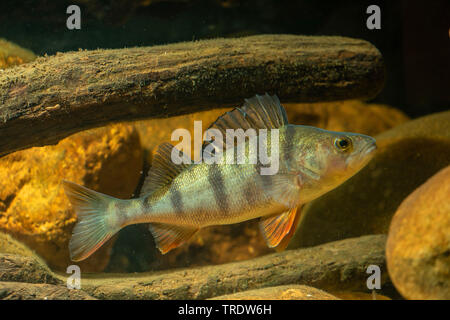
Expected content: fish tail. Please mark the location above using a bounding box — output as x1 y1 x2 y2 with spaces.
62 180 121 262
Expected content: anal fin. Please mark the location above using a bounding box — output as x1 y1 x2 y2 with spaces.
148 223 198 254
259 207 299 249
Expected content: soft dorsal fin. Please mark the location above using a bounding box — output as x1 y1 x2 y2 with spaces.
140 142 192 196
259 207 298 248
202 93 289 154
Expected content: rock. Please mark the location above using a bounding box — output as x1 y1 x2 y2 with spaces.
0 38 36 69
0 124 143 272
210 285 339 300
331 291 391 300
284 100 409 136
111 102 406 273
82 235 388 300
0 281 96 300
386 166 450 300
290 111 450 248
0 253 60 284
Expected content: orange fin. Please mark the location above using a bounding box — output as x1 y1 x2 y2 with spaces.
259 207 298 248
148 223 198 254
274 205 303 252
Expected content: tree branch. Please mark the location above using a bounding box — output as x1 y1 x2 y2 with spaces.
0 34 384 157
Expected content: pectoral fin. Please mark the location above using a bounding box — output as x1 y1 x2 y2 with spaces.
259 207 299 249
148 223 198 254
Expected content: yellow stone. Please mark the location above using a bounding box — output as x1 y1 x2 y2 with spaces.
0 124 143 272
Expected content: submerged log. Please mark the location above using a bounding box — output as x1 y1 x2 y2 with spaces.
0 34 384 157
79 235 387 299
0 281 96 300
0 235 387 300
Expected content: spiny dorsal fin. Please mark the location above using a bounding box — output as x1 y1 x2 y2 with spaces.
202 93 289 154
242 93 289 129
140 142 192 197
259 207 298 248
148 223 198 254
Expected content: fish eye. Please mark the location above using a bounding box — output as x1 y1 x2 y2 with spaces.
334 137 352 152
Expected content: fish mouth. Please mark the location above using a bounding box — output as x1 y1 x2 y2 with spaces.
356 142 377 166
363 144 377 156
346 142 377 170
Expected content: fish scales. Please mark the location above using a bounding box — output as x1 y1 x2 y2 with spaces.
144 161 275 227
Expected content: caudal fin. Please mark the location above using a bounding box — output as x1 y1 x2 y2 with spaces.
62 180 120 261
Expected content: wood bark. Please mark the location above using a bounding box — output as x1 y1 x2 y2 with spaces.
0 34 384 157
0 282 95 300
79 235 387 299
0 235 387 300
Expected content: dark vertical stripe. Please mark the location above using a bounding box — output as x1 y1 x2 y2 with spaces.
243 181 258 207
170 183 184 214
208 164 229 213
143 195 153 212
283 126 295 169
256 165 275 202
258 173 273 189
